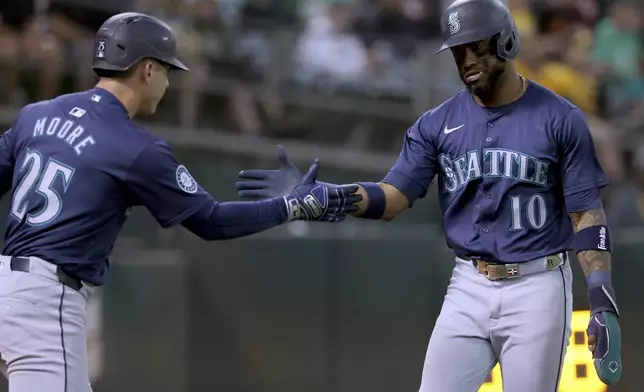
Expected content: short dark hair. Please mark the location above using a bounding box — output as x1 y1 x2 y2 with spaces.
94 66 136 80
93 58 157 80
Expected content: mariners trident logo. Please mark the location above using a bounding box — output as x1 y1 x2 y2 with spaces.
176 165 198 194
448 12 461 35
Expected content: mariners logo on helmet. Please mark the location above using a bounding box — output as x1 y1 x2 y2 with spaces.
448 12 461 35
96 40 106 59
176 165 198 194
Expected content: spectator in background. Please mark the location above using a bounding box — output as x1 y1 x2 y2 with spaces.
48 0 135 92
591 0 643 117
607 144 644 227
138 0 217 128
516 33 598 114
354 0 437 58
294 0 371 88
0 0 62 104
508 0 537 37
534 0 585 35
228 0 299 136
515 16 625 183
239 0 300 29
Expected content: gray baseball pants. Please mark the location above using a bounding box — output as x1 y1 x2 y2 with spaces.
0 255 94 392
418 254 573 392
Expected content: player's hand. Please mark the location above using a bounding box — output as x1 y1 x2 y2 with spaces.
282 159 361 222
587 310 622 385
236 145 303 200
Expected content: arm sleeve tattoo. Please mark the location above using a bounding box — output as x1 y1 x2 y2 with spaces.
569 207 611 276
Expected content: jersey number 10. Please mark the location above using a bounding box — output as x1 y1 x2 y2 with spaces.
509 194 547 230
11 150 74 226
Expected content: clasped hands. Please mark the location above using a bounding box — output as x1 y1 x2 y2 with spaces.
236 146 361 222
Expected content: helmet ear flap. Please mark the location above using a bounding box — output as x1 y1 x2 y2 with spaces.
496 27 520 60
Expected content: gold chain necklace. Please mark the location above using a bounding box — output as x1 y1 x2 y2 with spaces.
519 75 527 96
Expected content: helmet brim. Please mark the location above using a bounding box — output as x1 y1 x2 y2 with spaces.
435 43 450 55
434 31 498 56
166 56 190 72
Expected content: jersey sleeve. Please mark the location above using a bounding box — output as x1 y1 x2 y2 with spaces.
382 115 438 204
124 140 212 228
557 108 609 199
0 126 17 198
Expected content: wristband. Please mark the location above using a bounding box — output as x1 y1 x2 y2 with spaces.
587 270 619 316
575 225 611 254
358 182 386 219
586 270 611 288
588 285 619 316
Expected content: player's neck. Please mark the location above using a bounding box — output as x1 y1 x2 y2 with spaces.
473 68 524 108
94 79 140 118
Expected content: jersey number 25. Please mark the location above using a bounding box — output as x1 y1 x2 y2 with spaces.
11 149 74 226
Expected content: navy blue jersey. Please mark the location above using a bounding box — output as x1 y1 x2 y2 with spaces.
0 88 212 284
383 81 608 262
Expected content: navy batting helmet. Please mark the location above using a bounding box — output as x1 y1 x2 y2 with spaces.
92 12 189 74
436 0 520 60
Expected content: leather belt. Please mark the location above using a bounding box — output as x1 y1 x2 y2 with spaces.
460 253 567 281
10 256 83 292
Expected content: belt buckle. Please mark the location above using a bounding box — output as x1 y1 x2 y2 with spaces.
481 261 520 281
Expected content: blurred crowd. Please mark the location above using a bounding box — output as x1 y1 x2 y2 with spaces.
506 0 644 228
0 0 644 227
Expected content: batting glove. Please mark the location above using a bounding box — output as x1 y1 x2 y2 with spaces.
236 145 307 199
237 146 357 221
278 156 361 222
587 310 622 385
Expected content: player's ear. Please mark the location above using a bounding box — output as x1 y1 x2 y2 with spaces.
142 61 154 84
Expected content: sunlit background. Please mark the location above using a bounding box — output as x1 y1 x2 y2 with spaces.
0 0 642 391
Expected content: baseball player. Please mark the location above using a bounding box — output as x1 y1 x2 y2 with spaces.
0 12 361 392
235 0 622 391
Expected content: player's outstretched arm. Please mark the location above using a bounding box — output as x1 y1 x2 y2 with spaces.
236 147 411 221
126 140 361 241
181 159 361 240
569 207 621 386
0 128 17 198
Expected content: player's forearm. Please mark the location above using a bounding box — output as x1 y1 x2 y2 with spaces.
569 207 618 315
181 197 287 240
351 182 409 221
569 207 611 277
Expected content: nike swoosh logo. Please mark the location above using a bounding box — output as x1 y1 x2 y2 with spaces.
444 124 465 134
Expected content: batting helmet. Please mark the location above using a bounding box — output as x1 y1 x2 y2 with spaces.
435 0 520 60
92 12 189 74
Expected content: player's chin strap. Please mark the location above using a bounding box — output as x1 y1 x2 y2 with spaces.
574 224 621 386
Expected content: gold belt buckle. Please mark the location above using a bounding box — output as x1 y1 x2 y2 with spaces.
478 260 520 281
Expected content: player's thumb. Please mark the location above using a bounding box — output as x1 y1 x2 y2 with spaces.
587 334 597 352
302 159 320 183
277 145 294 169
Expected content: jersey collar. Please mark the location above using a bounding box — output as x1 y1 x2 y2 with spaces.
88 87 131 119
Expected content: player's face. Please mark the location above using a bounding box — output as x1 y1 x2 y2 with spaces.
450 37 506 99
140 61 170 115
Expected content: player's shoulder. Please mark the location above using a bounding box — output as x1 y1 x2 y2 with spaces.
419 90 470 121
126 123 176 159
128 123 168 147
526 81 582 118
527 81 591 134
413 90 470 137
15 97 61 119
16 91 96 121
